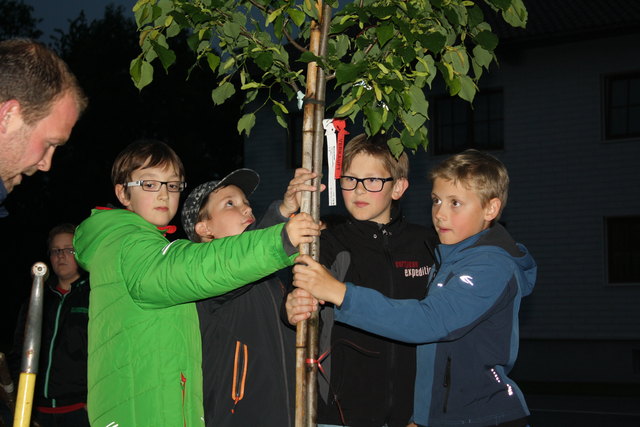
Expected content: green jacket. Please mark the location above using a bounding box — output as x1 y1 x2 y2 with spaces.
74 208 296 426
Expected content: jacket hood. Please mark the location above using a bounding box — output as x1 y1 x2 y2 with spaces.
438 223 536 297
74 208 159 271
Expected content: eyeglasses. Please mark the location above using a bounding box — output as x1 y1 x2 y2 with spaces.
50 248 76 257
125 180 187 193
339 176 394 192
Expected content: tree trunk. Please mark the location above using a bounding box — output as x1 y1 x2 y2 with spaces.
295 1 331 426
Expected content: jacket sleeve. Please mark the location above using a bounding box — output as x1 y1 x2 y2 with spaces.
120 222 296 309
334 251 516 344
254 200 287 229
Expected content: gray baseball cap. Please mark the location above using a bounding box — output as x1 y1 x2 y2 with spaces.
181 168 260 241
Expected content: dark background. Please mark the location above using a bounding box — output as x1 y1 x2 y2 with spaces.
0 2 245 353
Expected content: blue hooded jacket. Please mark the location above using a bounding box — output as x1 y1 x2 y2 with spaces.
334 224 536 426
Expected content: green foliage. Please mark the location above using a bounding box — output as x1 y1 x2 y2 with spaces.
131 0 527 153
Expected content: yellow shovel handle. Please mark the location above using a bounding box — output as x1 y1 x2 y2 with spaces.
13 372 36 427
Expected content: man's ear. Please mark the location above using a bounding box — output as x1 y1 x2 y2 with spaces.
115 184 131 208
484 198 502 222
0 100 20 133
391 177 409 201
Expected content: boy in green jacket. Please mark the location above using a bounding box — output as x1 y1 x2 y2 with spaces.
73 140 320 427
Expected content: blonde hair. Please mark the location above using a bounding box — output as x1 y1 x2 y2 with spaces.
429 149 509 220
343 133 409 180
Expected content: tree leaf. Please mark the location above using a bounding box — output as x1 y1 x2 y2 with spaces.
150 40 176 72
266 6 284 25
298 51 322 63
443 47 469 74
419 30 446 53
241 82 266 90
364 104 383 135
335 97 359 116
211 82 236 105
376 22 394 47
255 51 273 71
237 113 256 136
288 8 305 26
472 45 493 69
408 85 428 114
206 53 220 73
386 137 404 159
475 30 498 51
502 0 527 28
401 127 423 150
335 62 366 86
458 74 476 102
272 99 289 114
130 57 154 90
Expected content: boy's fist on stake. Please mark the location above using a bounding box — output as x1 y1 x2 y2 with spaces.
285 213 320 247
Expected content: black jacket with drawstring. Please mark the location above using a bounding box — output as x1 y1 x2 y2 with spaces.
197 201 296 427
11 274 90 408
317 208 437 427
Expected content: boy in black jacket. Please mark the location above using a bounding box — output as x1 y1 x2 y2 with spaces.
287 134 437 427
181 167 318 427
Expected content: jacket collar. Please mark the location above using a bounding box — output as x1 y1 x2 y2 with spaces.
95 206 176 235
0 179 8 218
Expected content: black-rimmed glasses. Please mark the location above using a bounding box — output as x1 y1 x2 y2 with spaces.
339 176 394 192
50 248 76 257
125 180 187 193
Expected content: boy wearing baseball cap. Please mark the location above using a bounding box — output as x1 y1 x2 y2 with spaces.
182 167 319 427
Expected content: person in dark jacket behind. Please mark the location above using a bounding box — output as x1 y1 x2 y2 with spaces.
11 223 90 426
287 133 437 427
292 150 536 427
181 167 320 427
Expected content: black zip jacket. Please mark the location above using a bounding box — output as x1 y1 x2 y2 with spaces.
317 209 437 427
12 275 90 408
197 201 295 427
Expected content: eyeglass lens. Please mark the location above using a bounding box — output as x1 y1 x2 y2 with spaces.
51 248 75 256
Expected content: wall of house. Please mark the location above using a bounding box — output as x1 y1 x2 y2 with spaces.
245 32 640 384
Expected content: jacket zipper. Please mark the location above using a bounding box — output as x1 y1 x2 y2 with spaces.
381 227 396 421
44 291 67 405
231 341 248 413
443 356 452 413
180 372 187 427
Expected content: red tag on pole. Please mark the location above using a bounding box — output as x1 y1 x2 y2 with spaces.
333 119 348 179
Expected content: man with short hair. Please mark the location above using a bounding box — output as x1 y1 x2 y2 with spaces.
0 38 87 215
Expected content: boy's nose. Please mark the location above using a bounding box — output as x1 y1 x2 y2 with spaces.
354 181 367 194
157 185 170 199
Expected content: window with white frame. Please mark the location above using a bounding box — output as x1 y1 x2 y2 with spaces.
432 89 503 155
603 72 640 140
606 216 640 285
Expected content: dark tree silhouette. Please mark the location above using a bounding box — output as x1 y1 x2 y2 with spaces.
0 0 42 40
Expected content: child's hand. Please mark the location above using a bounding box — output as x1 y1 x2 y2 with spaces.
285 213 320 247
293 254 346 306
285 288 320 324
279 168 325 217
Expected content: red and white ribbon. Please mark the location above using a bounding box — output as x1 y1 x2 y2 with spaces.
323 119 349 206
323 119 338 206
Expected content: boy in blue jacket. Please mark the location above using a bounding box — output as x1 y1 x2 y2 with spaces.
291 149 536 427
